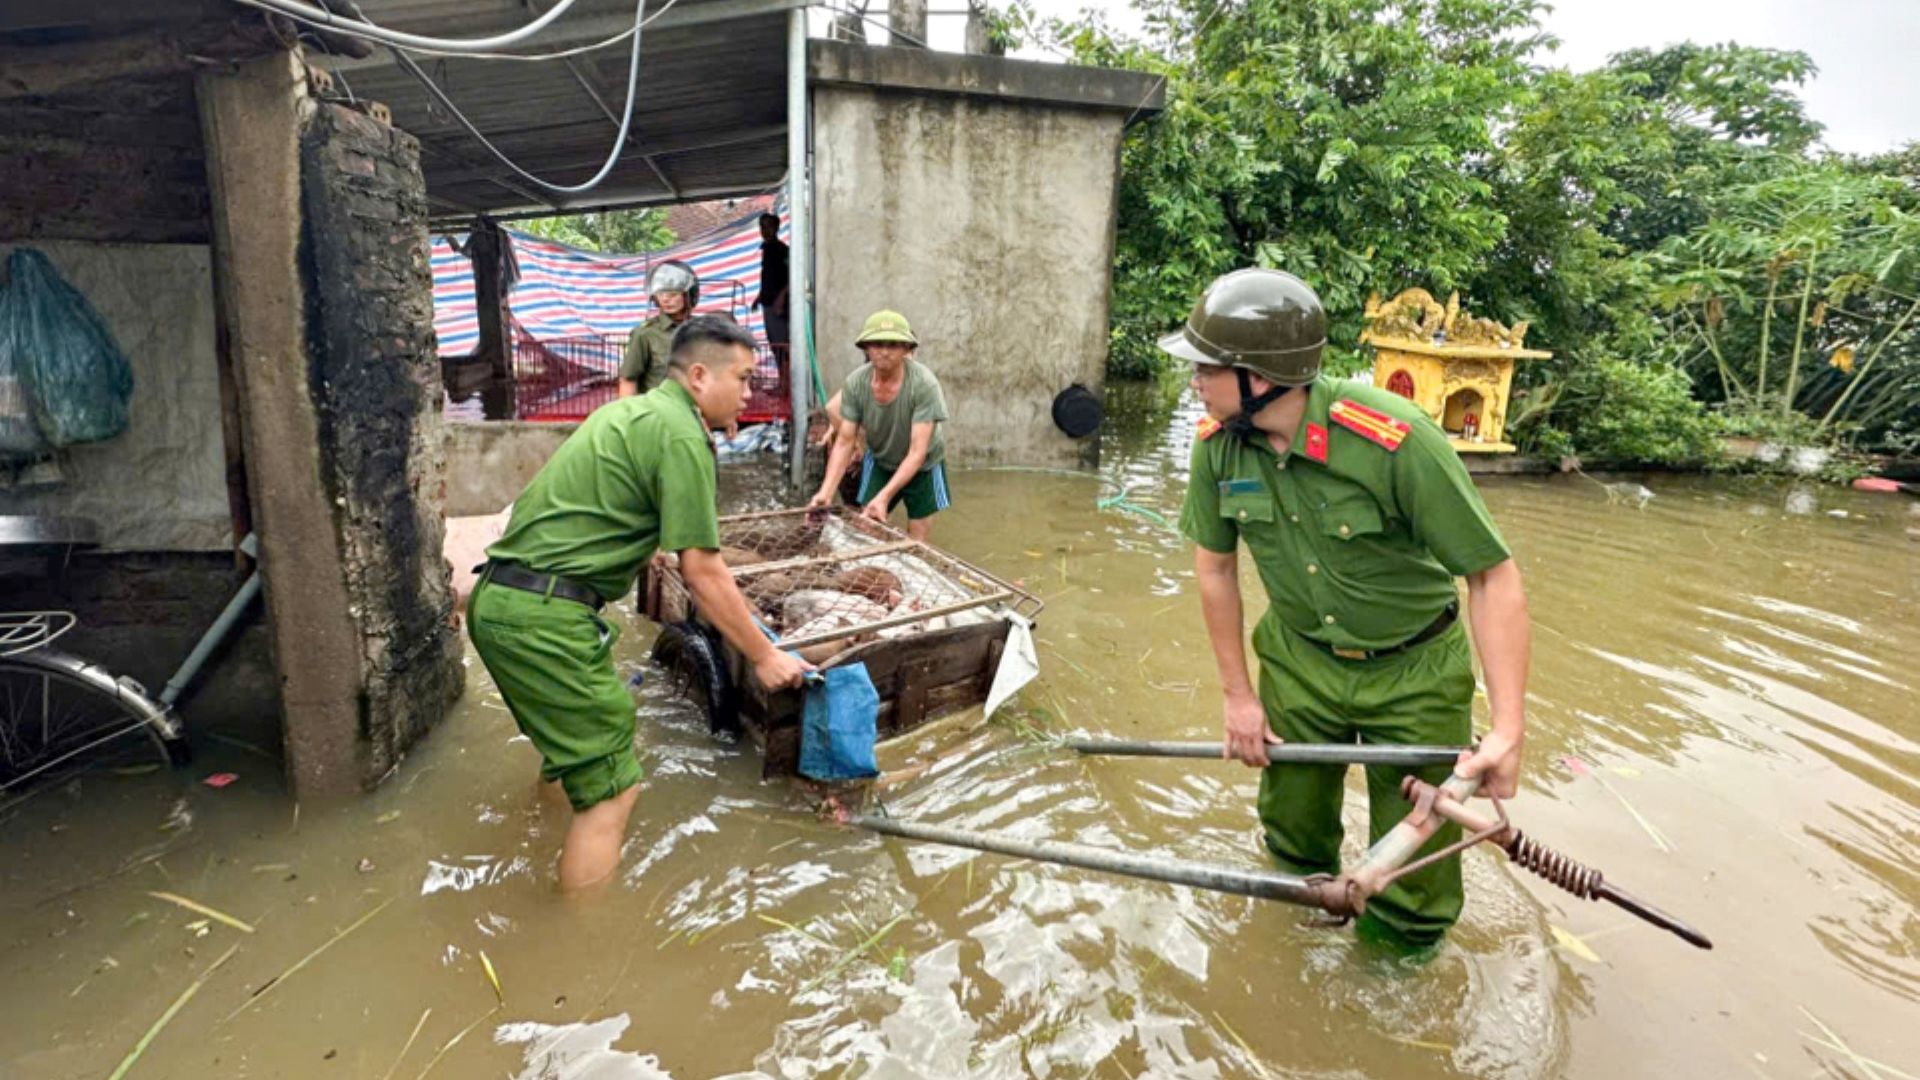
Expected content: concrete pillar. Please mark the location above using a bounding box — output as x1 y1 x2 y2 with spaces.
889 0 927 47
964 5 1006 56
296 101 464 780
469 217 517 421
197 52 368 797
198 52 462 799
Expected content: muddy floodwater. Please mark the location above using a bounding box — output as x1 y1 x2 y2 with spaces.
3 386 1916 1079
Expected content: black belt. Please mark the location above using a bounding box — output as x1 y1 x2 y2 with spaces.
1309 603 1457 662
479 561 606 610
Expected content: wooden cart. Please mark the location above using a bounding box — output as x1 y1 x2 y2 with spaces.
642 507 1042 777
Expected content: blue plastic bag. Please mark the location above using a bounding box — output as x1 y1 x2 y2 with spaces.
0 248 134 450
798 663 881 782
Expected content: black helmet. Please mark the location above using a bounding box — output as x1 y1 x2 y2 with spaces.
1158 268 1326 386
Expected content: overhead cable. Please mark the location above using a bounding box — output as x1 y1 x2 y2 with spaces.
231 0 590 54
380 0 651 196
260 0 685 62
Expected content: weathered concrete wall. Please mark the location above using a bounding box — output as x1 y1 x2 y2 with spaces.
0 241 229 551
443 420 577 516
297 100 464 784
810 43 1161 468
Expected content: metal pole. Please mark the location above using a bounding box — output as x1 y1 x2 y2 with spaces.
785 7 812 489
1068 738 1467 769
160 533 263 708
853 815 1327 906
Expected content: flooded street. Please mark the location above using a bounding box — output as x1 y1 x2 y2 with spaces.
3 385 1916 1079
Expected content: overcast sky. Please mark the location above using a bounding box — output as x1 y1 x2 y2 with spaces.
907 0 1916 155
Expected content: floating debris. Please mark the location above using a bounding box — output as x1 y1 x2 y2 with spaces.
1549 923 1602 964
1799 1007 1906 1080
414 1003 502 1080
222 895 395 1023
146 891 255 935
107 942 240 1080
795 909 912 995
479 950 505 1005
380 1008 433 1080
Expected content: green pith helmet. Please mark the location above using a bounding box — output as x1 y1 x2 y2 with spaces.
1158 268 1326 386
856 309 918 347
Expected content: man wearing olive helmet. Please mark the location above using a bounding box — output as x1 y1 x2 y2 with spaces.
809 309 951 540
1171 267 1532 950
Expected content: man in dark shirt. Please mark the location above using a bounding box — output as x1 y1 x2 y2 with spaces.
754 212 790 349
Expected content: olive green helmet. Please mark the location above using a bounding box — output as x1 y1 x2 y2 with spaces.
855 309 918 347
1158 268 1326 386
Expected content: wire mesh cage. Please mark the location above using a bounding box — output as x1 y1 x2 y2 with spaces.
650 507 1041 662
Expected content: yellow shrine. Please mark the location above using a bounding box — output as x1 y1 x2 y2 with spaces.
1359 289 1551 454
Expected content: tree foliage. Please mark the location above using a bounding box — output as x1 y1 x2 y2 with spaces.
1032 0 1917 460
515 208 676 254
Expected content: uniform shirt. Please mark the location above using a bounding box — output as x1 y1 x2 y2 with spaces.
486 379 719 602
1179 378 1510 651
619 313 683 393
841 359 948 472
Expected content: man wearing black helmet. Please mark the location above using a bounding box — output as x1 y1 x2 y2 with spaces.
1169 268 1531 950
619 260 699 397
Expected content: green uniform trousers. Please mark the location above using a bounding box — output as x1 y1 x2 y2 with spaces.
1254 610 1473 948
467 578 642 811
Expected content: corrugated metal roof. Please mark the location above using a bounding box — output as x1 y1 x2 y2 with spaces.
309 0 801 221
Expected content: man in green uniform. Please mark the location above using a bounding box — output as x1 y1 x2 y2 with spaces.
471 315 810 892
808 310 952 541
1168 268 1531 949
618 260 699 397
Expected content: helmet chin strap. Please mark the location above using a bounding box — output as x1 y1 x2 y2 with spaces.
1223 367 1294 439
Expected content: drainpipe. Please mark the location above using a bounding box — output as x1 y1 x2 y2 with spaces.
786 5 813 490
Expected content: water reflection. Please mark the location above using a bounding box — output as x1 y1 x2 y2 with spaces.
500 1014 676 1079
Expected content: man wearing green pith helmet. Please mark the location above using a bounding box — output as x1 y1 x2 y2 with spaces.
1170 268 1532 950
809 310 952 541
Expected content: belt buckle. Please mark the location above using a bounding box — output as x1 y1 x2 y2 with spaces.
1330 646 1369 661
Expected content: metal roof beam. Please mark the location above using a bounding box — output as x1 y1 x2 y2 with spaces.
414 136 563 211
432 177 779 225
419 122 783 185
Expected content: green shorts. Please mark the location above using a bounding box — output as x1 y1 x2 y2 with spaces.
467 578 641 811
857 455 952 520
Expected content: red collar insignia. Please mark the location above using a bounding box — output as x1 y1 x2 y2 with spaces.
1304 422 1329 463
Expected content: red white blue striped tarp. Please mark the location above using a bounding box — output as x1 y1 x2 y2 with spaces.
431 196 786 360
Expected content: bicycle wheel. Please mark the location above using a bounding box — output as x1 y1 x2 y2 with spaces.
0 648 183 794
